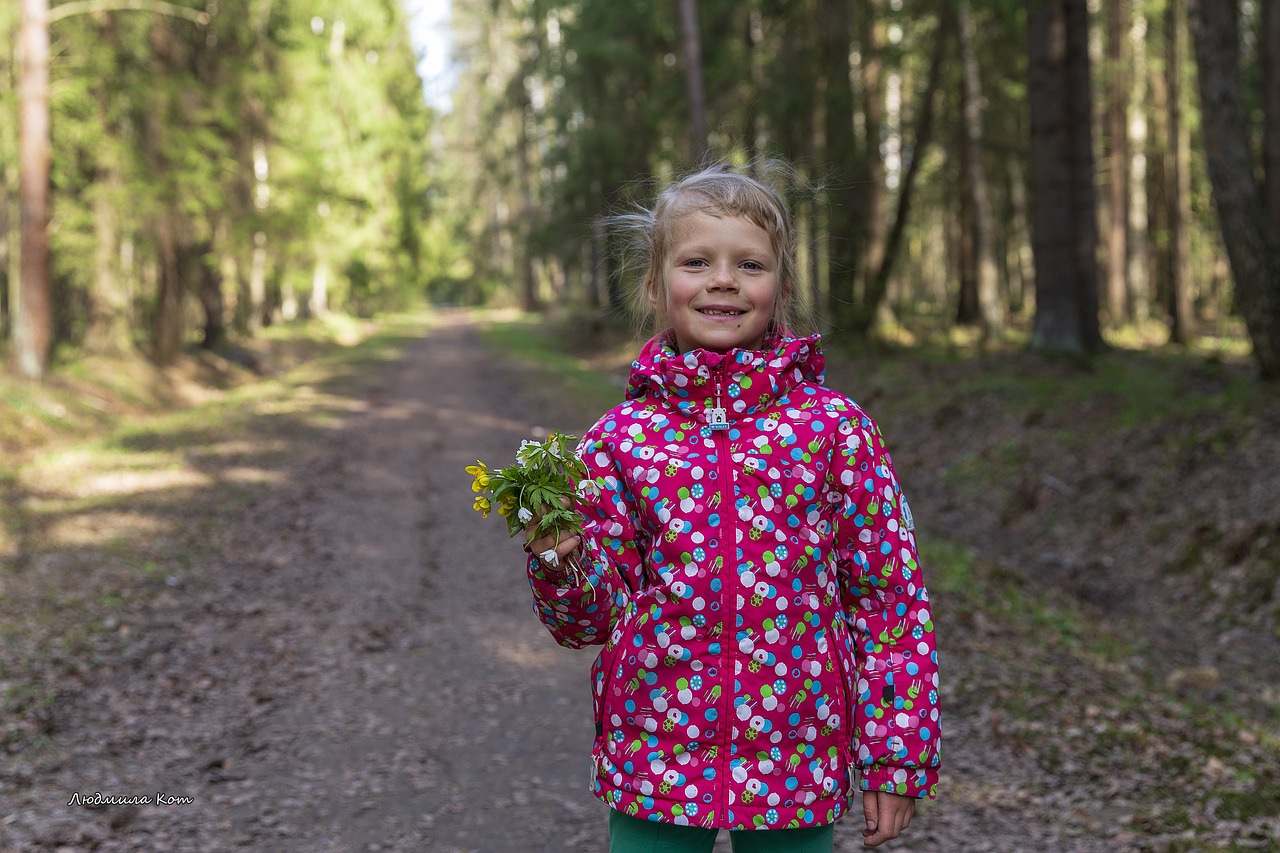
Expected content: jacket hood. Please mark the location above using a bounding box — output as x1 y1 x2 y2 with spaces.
625 329 826 424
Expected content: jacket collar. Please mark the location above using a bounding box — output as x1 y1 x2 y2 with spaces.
625 329 825 424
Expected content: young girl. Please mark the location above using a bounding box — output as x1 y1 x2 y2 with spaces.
525 164 940 852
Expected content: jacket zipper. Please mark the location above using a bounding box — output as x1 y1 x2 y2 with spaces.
710 368 736 825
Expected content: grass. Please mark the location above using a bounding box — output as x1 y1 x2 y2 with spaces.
474 310 628 418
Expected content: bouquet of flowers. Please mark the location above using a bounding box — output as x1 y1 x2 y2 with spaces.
466 431 588 582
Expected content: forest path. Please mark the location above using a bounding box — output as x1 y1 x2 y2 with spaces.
6 312 1253 852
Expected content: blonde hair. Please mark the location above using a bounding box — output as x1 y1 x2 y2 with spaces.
609 161 813 339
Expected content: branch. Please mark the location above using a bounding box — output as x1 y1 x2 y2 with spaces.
50 0 210 25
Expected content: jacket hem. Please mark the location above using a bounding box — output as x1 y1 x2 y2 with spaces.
592 775 853 831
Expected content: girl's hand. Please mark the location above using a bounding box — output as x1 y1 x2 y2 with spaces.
862 790 915 847
524 503 581 571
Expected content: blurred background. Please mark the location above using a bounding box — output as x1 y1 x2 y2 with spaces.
4 0 1280 377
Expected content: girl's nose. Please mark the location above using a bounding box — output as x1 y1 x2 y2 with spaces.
711 266 737 288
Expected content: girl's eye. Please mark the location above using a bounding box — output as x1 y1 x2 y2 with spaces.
684 259 707 268
741 261 763 271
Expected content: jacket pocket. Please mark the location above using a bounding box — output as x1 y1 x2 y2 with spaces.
592 601 638 744
830 614 857 765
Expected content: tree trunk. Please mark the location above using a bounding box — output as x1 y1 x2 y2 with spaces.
84 171 133 355
818 0 861 331
589 216 606 310
955 141 980 325
957 0 1003 336
1166 0 1194 345
197 240 224 349
84 13 132 357
153 214 185 365
678 0 708 161
2 167 15 341
1028 0 1104 357
1188 0 1280 377
16 0 51 378
1262 0 1280 230
1105 0 1131 324
859 0 887 310
249 231 268 331
1128 6 1151 323
746 4 765 162
1007 158 1034 316
308 252 327 319
514 95 539 312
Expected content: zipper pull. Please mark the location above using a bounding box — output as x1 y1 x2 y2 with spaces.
708 377 730 430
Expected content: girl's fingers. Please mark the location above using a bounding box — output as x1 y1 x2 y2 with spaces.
556 536 581 558
525 532 580 558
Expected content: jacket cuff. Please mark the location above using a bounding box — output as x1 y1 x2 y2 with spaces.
859 764 938 800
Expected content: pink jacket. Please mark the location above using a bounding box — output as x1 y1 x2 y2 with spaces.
528 331 940 831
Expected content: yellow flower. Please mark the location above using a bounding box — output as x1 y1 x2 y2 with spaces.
473 496 492 518
497 496 517 517
466 460 491 492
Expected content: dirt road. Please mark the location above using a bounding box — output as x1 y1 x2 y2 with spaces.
3 317 606 851
10 314 1269 852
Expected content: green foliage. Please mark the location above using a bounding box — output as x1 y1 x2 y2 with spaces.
0 0 440 363
469 431 588 539
467 430 591 584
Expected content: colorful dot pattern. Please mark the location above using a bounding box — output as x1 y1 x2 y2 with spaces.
527 332 940 831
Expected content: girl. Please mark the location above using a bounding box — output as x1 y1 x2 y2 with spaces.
525 164 940 852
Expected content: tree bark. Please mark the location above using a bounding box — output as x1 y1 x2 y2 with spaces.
197 240 224 349
955 142 980 325
1105 0 1131 324
84 14 133 356
513 92 539 312
1166 0 1194 345
1128 6 1150 322
859 0 887 311
818 0 860 330
1028 0 1104 357
957 0 1003 336
152 214 184 364
249 231 268 330
16 0 51 378
85 172 134 355
2 168 16 343
1262 0 1280 230
678 0 708 161
1188 0 1280 377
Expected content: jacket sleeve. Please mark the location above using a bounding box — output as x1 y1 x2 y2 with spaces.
527 432 643 650
831 409 941 799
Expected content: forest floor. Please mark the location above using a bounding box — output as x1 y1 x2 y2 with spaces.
1 308 1278 852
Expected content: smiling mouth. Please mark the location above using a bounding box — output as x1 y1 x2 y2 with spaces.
698 309 746 316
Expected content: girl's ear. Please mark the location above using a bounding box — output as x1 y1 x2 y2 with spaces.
645 273 662 313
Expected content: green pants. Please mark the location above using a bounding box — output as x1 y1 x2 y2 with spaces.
608 809 835 853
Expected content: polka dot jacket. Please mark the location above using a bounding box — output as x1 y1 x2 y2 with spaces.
526 330 940 831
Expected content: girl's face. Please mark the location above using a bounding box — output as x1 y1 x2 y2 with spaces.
655 213 781 354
